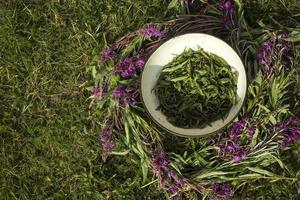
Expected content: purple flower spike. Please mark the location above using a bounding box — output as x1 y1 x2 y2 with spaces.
139 24 164 38
101 46 116 62
113 84 138 107
258 32 291 76
283 128 300 147
248 126 256 138
113 85 126 97
117 57 137 78
150 148 186 197
135 58 145 70
230 117 249 141
216 0 236 29
224 1 235 14
92 86 101 98
99 129 115 162
93 81 109 99
233 150 247 163
151 149 169 172
116 55 146 78
273 116 300 147
211 183 232 198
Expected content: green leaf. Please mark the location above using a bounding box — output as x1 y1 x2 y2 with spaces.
141 159 148 183
269 115 277 125
92 66 97 78
137 142 145 156
271 79 278 108
258 104 271 113
250 128 259 147
110 150 130 156
238 173 263 178
285 31 300 42
170 162 182 175
167 0 179 10
170 76 189 82
246 167 276 177
124 121 130 145
162 60 188 72
195 171 235 180
121 36 144 57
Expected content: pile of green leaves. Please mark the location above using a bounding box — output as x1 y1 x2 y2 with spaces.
154 48 238 128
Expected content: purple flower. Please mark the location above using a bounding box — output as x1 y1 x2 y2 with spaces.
283 129 300 147
93 81 109 99
139 24 164 38
151 149 169 172
233 150 247 163
113 84 138 107
92 86 101 98
112 85 126 97
218 141 247 162
258 32 291 76
248 126 256 138
211 183 232 198
150 149 186 197
273 116 300 147
216 0 236 29
166 186 179 195
135 58 145 70
230 117 249 141
99 129 115 162
101 46 116 62
102 80 109 96
166 178 186 197
116 55 146 78
117 57 136 78
216 0 235 14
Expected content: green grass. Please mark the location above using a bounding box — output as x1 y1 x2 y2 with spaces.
0 0 169 199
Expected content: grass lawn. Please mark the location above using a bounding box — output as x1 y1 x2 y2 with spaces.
0 0 170 199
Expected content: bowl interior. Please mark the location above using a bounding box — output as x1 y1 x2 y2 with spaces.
141 33 247 137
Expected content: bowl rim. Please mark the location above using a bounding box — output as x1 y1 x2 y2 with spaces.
140 33 248 137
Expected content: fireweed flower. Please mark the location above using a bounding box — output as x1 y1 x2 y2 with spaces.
100 46 116 62
117 57 136 78
99 129 115 162
211 183 232 199
229 117 249 141
273 116 300 146
257 32 291 76
215 0 236 29
135 57 146 70
283 129 300 146
151 149 169 172
139 24 164 38
113 84 138 107
218 141 247 163
217 117 251 162
247 126 256 138
93 81 109 99
117 56 146 78
150 149 186 197
112 85 126 97
92 85 101 98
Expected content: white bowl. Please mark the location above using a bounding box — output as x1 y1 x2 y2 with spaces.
141 33 247 137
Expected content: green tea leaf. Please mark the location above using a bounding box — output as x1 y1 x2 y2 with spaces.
154 48 238 128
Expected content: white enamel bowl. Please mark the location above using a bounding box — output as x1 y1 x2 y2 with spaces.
141 33 247 137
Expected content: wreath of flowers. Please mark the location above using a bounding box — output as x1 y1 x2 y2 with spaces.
89 1 300 199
